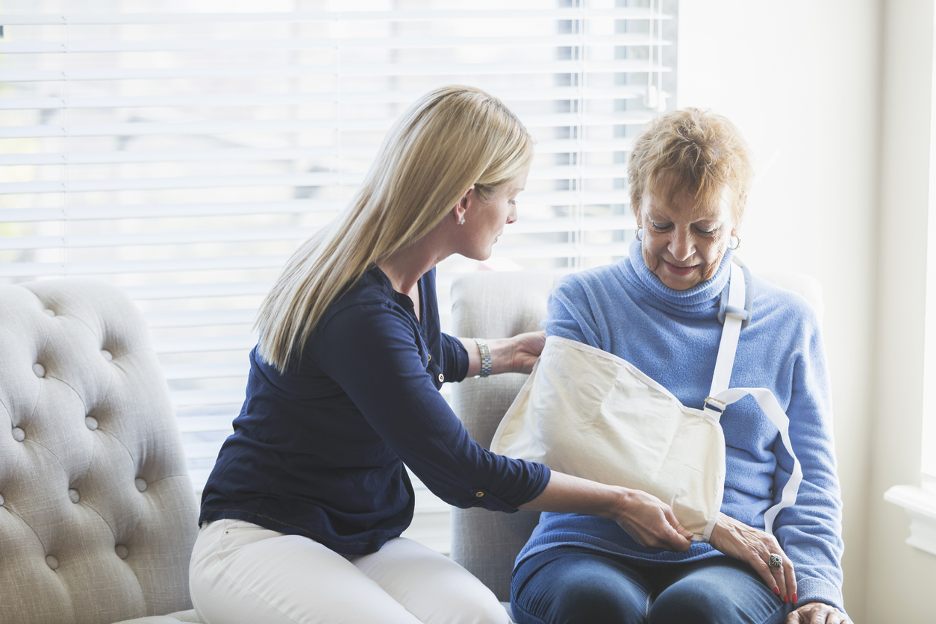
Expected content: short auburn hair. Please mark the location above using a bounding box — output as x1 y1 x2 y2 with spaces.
627 107 754 222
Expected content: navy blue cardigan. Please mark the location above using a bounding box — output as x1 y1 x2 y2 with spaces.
199 266 551 555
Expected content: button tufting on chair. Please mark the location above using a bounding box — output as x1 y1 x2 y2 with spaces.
0 494 5 506
0 278 201 624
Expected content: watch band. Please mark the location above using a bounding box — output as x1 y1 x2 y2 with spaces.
474 338 492 378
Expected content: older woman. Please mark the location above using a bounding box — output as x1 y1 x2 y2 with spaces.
509 109 849 624
189 86 696 624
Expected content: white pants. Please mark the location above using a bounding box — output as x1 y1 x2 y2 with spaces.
189 519 509 624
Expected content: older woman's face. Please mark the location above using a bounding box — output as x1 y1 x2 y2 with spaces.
638 184 738 291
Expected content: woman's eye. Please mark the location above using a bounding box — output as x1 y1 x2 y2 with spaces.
650 221 671 231
695 225 717 235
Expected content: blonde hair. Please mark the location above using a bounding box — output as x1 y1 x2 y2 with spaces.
627 107 753 222
256 85 534 372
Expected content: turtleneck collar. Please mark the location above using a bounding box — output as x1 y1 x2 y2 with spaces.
622 237 734 315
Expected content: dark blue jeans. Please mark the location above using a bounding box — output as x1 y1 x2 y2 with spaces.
511 547 792 624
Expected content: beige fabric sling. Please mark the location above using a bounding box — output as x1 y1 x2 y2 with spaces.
491 261 802 541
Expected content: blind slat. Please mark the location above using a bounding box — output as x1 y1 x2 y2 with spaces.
1 111 651 140
1 138 636 167
2 9 671 26
0 255 289 277
1 164 638 195
3 60 669 83
0 34 670 55
1 87 647 111
153 335 258 354
1 200 342 222
0 191 632 224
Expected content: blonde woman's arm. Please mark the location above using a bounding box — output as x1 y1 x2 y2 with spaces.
519 471 694 553
458 330 545 377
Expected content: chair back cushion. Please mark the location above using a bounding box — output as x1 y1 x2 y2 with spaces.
0 279 199 624
449 271 563 601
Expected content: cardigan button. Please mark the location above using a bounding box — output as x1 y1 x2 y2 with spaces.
437 373 444 382
474 491 484 498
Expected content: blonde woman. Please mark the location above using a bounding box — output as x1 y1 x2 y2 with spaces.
189 86 694 624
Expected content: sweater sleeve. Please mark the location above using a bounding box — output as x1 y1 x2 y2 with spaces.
310 302 550 512
542 275 604 347
772 309 846 614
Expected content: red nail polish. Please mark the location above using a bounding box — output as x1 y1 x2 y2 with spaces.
783 595 789 603
774 586 780 595
793 593 798 604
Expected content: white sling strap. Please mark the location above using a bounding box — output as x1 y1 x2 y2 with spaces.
703 261 804 535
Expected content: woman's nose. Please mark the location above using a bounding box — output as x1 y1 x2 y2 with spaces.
507 203 518 224
669 229 694 260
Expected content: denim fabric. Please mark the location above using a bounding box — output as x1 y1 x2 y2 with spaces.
511 547 791 624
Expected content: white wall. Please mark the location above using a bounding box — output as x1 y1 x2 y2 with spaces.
866 2 936 623
676 1 881 621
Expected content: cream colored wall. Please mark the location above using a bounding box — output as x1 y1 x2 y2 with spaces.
866 2 936 623
676 1 881 621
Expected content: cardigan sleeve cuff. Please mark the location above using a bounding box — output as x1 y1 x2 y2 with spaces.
795 577 846 617
442 332 470 382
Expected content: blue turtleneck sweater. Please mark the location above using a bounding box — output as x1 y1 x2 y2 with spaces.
516 239 845 613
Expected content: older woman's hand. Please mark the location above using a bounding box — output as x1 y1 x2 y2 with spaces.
787 602 850 623
709 512 797 604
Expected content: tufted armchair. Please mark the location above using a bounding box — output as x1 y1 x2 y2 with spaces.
0 279 202 624
449 268 825 618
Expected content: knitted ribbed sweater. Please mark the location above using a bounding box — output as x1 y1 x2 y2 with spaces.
516 239 845 613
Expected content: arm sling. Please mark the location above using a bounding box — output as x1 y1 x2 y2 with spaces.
491 260 803 541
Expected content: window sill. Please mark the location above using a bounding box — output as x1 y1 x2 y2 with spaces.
884 484 936 556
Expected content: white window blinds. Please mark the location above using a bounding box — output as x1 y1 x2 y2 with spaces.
1 0 676 552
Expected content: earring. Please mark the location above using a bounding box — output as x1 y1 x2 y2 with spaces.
457 216 466 226
634 226 643 242
728 234 740 250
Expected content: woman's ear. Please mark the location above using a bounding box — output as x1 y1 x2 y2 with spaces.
452 185 475 223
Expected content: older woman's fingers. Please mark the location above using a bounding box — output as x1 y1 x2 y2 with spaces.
779 550 797 605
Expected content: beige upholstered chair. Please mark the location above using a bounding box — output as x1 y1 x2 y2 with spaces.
0 279 202 624
449 268 825 606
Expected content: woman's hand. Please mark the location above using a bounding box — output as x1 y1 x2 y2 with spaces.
506 330 546 374
709 512 797 604
459 330 546 376
519 472 693 553
613 488 694 552
787 602 850 623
